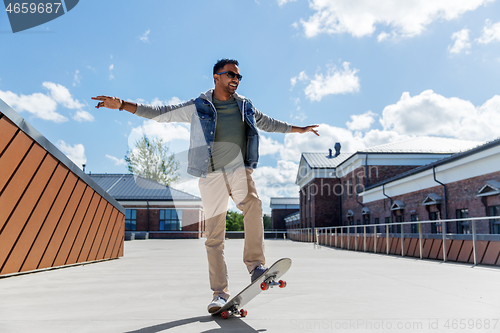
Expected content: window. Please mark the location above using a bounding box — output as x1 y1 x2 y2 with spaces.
384 216 391 234
430 212 441 234
394 215 402 233
125 209 137 231
410 214 419 233
343 181 347 200
375 217 381 233
363 214 372 233
160 209 182 231
489 206 500 234
456 209 470 234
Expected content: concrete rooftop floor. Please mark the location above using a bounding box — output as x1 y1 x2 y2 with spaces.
1 239 499 333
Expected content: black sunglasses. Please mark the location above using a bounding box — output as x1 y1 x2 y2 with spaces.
215 70 243 81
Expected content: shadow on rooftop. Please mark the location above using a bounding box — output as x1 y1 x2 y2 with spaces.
124 315 264 333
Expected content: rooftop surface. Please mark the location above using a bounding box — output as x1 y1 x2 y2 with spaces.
89 174 200 201
1 239 499 333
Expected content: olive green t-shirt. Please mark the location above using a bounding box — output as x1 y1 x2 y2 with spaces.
210 96 246 172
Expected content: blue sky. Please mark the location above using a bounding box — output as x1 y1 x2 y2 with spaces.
1 0 500 212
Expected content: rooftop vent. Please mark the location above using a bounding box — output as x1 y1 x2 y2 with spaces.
328 143 341 158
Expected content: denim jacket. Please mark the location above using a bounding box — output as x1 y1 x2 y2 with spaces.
135 89 291 178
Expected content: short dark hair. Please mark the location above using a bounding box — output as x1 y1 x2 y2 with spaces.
213 59 239 75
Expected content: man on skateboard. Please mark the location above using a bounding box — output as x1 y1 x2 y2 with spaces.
92 59 319 313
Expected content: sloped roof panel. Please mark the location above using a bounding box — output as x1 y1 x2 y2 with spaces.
302 153 351 168
361 137 482 154
270 197 299 206
89 174 200 201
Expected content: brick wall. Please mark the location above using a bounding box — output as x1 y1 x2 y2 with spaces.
272 208 299 230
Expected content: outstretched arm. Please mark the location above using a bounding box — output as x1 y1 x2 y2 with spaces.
291 125 320 136
92 95 137 114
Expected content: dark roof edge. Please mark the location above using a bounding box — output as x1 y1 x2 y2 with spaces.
0 98 124 214
364 137 500 192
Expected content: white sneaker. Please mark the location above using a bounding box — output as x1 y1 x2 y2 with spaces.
207 295 227 314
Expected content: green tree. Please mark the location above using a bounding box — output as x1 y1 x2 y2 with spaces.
125 135 180 186
263 214 272 230
226 210 244 231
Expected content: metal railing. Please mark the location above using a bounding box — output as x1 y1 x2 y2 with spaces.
287 216 500 265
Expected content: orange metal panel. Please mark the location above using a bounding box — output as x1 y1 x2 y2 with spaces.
59 191 100 266
74 198 108 263
457 240 473 263
38 180 87 269
407 238 418 257
429 239 442 259
52 187 96 267
22 170 77 272
481 241 500 265
0 140 44 232
1 164 67 274
394 238 401 255
0 131 32 193
110 218 125 258
0 153 57 270
105 213 124 259
447 240 463 261
422 239 433 259
0 117 19 155
96 208 119 260
85 203 113 262
366 237 374 252
377 236 385 253
468 240 488 264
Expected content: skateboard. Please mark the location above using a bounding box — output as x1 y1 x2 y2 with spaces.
213 258 292 319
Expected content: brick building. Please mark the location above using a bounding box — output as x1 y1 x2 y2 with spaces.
295 137 488 231
269 197 299 230
360 138 500 235
90 174 204 239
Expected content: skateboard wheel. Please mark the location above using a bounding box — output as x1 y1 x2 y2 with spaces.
260 282 268 291
240 309 248 317
221 311 230 319
279 280 287 288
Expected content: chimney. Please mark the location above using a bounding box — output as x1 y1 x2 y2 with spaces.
328 149 332 158
333 142 341 158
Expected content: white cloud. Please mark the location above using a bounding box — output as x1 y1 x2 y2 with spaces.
448 28 471 54
42 82 85 109
380 90 500 141
276 0 296 7
259 135 284 156
299 0 493 39
253 160 302 212
150 96 184 106
140 29 151 43
303 62 360 101
0 89 67 123
56 140 86 169
73 110 95 122
129 120 191 153
290 71 308 89
73 70 81 86
106 154 127 166
0 82 92 123
109 64 114 80
477 19 500 44
346 111 377 131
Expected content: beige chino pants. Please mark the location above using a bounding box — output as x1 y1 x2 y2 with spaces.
198 167 265 300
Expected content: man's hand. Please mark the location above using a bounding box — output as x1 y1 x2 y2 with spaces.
291 125 320 136
92 95 122 109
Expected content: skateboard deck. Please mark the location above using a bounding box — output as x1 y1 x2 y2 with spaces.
213 258 292 319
